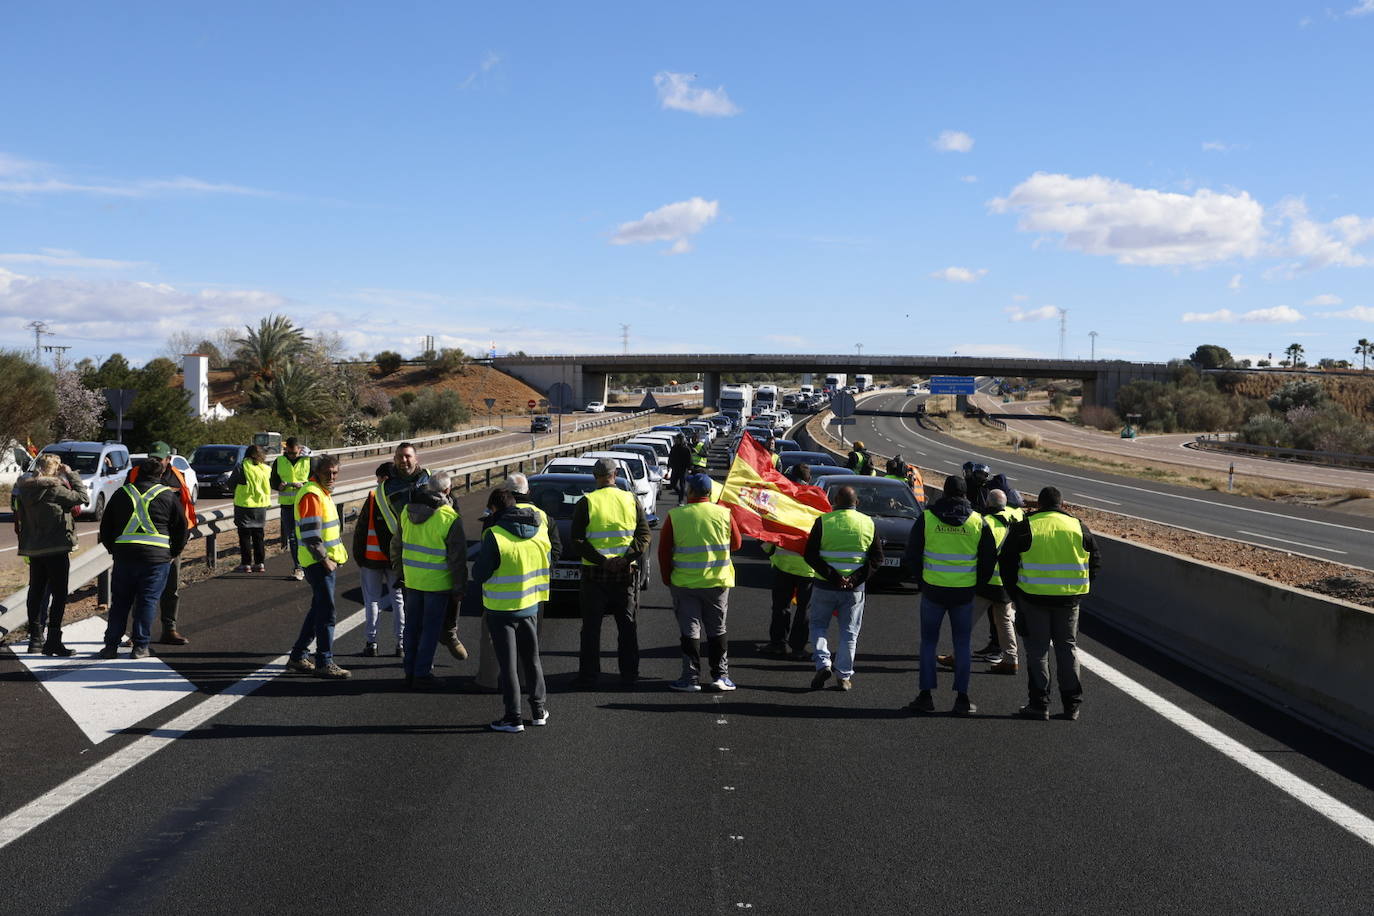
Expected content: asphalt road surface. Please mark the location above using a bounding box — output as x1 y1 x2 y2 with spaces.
971 389 1374 490
2 476 1372 914
852 391 1374 569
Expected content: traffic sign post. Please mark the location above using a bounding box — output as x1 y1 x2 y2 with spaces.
102 388 137 443
831 392 856 447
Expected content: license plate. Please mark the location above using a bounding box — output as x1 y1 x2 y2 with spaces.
552 568 582 581
881 557 902 567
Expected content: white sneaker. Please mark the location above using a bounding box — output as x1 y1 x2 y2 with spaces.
530 709 550 726
709 676 737 692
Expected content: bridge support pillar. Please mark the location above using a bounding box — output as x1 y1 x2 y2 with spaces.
702 372 720 411
583 371 609 408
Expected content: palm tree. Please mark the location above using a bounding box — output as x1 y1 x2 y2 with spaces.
247 360 328 426
1356 339 1372 371
1284 342 1305 368
233 315 310 383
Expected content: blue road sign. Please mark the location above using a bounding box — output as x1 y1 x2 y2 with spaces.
929 375 976 395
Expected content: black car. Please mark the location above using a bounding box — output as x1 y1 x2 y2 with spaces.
526 473 636 601
531 415 552 433
190 443 249 497
818 474 923 588
777 450 840 474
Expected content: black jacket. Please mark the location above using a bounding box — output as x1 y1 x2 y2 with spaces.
999 508 1102 607
903 497 998 605
99 477 188 563
668 443 692 474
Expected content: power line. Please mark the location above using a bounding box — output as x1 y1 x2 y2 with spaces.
1057 309 1068 359
620 324 630 355
1089 330 1099 360
25 320 51 362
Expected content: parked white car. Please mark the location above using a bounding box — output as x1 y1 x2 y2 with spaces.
32 441 132 520
541 454 659 526
585 401 606 413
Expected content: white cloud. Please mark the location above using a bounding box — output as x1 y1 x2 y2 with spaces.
458 51 502 90
1181 309 1235 323
1348 0 1374 16
654 72 741 117
1305 293 1343 306
0 248 146 270
1278 198 1374 270
1242 305 1302 323
1007 305 1060 322
1202 141 1231 152
1320 306 1374 321
0 173 270 198
1228 273 1243 291
0 152 44 177
929 266 987 283
960 175 978 184
1180 305 1302 323
933 130 974 153
989 172 1265 266
611 197 719 253
764 333 806 347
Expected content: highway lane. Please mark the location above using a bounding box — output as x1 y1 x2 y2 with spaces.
853 392 1374 568
2 481 1373 913
974 390 1374 490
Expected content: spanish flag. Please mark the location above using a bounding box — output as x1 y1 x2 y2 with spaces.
720 432 832 553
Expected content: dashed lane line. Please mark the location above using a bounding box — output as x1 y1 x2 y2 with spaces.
1080 648 1374 848
0 610 364 851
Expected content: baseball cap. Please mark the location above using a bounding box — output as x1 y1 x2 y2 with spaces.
687 473 713 496
150 441 174 459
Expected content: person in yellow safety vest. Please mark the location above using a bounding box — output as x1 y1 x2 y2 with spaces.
570 457 651 688
285 456 353 680
351 461 400 658
473 487 551 732
762 464 818 660
270 436 312 580
937 488 1023 676
1002 485 1100 721
690 435 709 471
229 445 272 573
125 441 197 646
902 475 998 716
658 473 744 692
845 441 872 476
803 485 884 691
390 472 468 690
475 473 562 692
96 458 188 659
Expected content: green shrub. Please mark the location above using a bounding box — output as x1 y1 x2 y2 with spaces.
377 412 410 441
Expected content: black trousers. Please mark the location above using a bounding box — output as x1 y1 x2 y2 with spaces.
237 528 266 566
26 553 70 640
769 569 813 650
670 470 687 503
578 576 639 681
489 614 546 719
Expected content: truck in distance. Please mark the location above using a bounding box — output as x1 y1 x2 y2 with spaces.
719 384 754 417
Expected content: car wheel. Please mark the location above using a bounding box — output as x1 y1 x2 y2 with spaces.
91 493 106 521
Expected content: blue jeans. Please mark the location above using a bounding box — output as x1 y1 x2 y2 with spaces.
105 560 172 650
919 594 974 693
403 588 448 677
809 586 865 679
292 563 337 663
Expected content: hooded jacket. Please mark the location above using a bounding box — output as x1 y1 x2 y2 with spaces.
389 487 468 590
15 473 89 557
473 506 547 618
903 494 998 604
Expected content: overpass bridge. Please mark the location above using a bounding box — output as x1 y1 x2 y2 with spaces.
490 353 1172 410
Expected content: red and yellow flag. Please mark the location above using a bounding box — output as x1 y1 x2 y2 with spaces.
719 432 831 553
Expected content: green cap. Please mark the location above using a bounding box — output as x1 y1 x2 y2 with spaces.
149 441 174 458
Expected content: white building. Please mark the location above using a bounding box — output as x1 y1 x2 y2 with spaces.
183 354 234 420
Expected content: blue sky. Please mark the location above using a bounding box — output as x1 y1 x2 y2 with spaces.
3 1 1373 367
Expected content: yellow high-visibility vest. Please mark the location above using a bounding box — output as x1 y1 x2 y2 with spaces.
921 509 985 588
115 484 172 549
399 504 460 592
294 482 348 568
581 486 637 566
817 508 874 577
483 524 551 612
668 502 734 589
234 461 272 509
1017 511 1090 596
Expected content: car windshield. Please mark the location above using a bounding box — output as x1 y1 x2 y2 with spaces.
831 482 923 519
43 450 100 475
192 446 241 467
529 478 626 519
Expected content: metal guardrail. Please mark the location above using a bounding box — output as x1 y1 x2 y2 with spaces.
314 424 502 460
572 409 654 432
1189 436 1374 471
0 421 662 639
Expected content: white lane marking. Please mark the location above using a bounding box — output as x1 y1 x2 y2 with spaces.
883 398 1374 536
1073 493 1122 506
1235 530 1348 555
0 609 363 851
1079 648 1374 848
11 618 199 744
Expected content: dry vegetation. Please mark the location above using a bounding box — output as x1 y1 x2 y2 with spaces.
1229 372 1374 422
